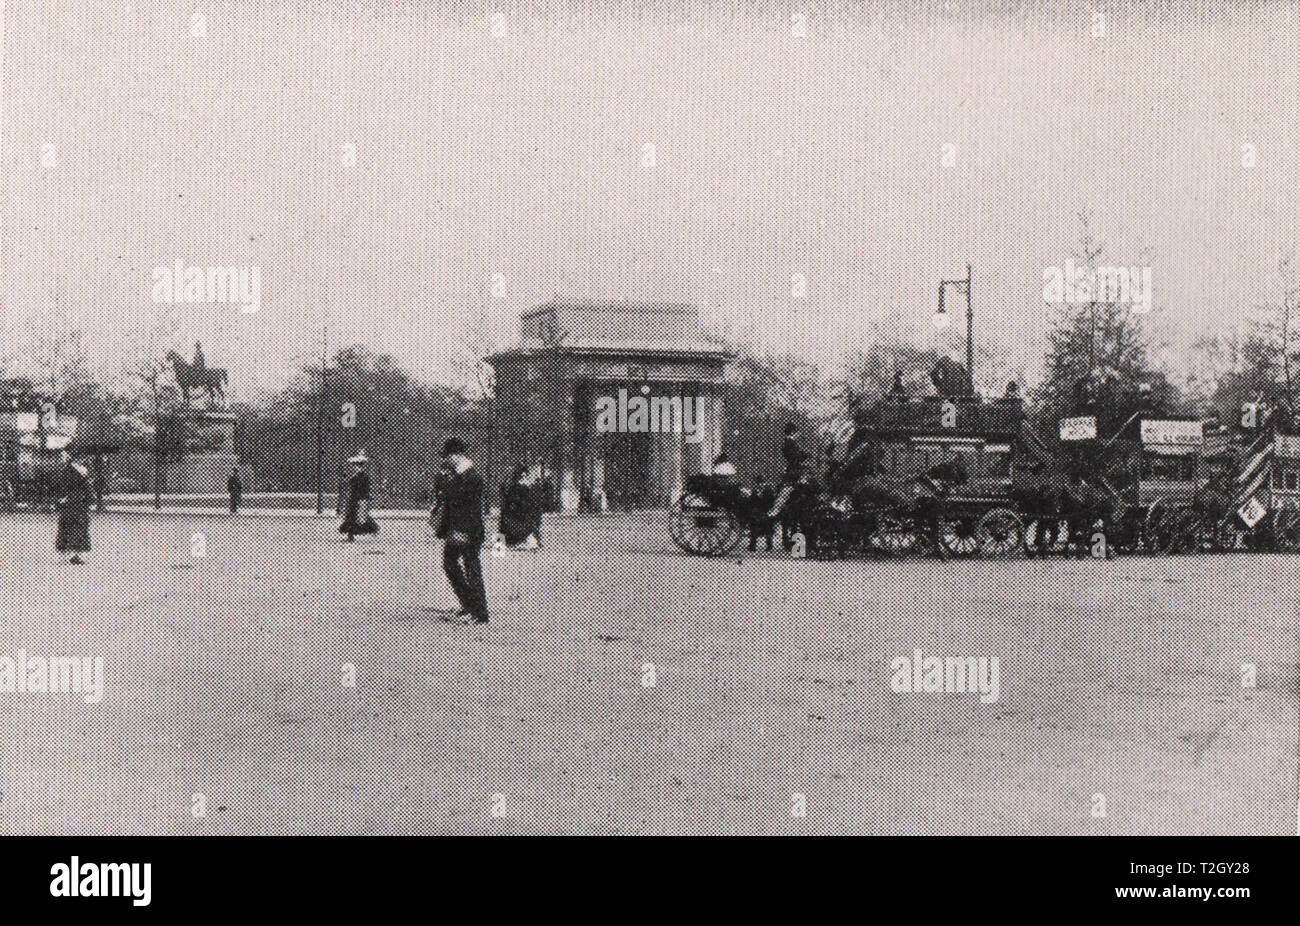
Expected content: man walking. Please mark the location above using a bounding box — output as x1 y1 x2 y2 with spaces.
436 438 489 625
227 466 242 514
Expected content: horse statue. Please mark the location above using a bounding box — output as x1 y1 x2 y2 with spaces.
167 346 229 408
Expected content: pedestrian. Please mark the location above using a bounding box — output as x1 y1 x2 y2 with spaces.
523 462 545 548
499 465 529 546
499 464 544 549
436 438 489 624
228 466 243 514
339 451 379 541
55 453 93 565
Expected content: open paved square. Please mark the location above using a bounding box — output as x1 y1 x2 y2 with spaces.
1 510 1296 834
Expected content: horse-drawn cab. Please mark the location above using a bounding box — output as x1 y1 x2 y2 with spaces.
1196 400 1300 552
668 468 754 556
1 382 78 509
1013 417 1123 557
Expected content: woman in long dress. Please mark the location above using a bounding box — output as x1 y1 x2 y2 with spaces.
497 465 537 548
339 451 380 541
55 457 93 565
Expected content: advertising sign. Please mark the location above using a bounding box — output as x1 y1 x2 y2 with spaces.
1140 419 1203 446
1059 416 1097 441
1238 496 1266 529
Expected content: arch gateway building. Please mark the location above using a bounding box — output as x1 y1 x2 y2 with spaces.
488 298 733 511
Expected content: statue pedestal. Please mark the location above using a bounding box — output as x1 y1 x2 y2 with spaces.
164 410 238 493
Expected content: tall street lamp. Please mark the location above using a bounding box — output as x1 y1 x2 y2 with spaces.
936 264 974 394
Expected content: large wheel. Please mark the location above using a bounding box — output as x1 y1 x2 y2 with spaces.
938 513 981 558
975 508 1025 558
870 513 921 556
669 493 743 556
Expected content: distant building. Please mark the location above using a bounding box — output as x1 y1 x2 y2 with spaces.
488 298 733 511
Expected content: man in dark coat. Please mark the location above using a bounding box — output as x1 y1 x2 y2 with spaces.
748 476 777 552
437 438 489 624
227 467 243 514
771 424 810 546
55 455 93 565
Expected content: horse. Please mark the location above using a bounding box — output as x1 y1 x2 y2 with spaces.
167 351 228 406
1015 470 1115 559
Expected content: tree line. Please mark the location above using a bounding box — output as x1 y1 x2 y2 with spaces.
4 231 1297 504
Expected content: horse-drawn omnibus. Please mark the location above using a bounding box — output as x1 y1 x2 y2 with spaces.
1222 404 1300 551
1093 415 1233 554
822 388 1030 558
668 379 1033 559
1263 431 1300 549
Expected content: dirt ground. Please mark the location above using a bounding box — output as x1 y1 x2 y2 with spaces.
1 509 1296 835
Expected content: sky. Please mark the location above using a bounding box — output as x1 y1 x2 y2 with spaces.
3 0 1299 399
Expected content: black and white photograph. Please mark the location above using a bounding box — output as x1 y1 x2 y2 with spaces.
0 0 1294 910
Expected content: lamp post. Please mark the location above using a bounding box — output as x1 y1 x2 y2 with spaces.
314 364 339 516
936 264 974 394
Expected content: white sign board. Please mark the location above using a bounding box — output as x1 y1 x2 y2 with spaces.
1140 419 1203 446
1059 416 1097 441
1238 496 1266 529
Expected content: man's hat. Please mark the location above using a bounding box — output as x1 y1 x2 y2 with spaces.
348 450 369 464
441 437 467 457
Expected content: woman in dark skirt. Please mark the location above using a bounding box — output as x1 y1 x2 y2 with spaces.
339 451 379 541
498 465 543 548
55 456 93 564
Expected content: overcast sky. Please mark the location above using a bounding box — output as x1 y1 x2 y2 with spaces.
4 0 1299 397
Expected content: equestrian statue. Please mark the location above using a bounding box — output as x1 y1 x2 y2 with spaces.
167 344 229 408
